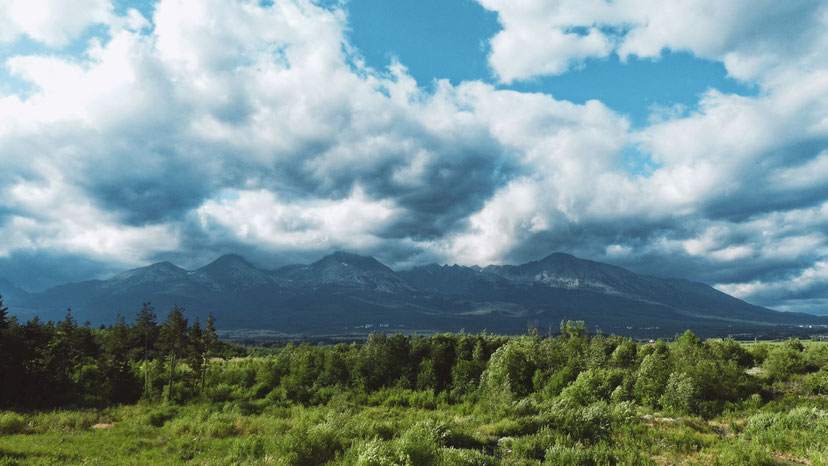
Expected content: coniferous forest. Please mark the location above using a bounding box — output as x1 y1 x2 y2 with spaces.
1 293 827 465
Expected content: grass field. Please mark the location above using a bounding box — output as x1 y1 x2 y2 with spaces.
2 379 827 465
2 328 827 465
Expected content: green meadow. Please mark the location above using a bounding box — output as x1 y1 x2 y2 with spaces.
1 299 827 465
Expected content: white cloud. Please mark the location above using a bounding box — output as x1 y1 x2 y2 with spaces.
196 187 400 252
478 0 828 86
0 0 827 316
0 171 179 264
0 0 112 46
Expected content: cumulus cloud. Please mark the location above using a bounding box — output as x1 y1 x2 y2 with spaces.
0 0 826 316
0 0 113 46
478 0 828 85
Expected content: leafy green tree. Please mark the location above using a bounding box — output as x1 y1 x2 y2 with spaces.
353 333 411 391
634 351 672 407
157 305 189 403
763 341 806 381
481 337 539 407
660 372 696 414
611 339 638 368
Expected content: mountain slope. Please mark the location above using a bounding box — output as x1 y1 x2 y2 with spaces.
0 277 30 305
4 252 825 337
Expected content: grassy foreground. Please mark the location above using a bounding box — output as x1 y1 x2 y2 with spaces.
1 398 827 465
2 377 827 465
1 315 827 465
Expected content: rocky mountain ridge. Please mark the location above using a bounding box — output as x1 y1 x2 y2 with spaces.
2 251 825 337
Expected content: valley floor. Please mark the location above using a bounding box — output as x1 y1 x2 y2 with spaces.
1 393 827 465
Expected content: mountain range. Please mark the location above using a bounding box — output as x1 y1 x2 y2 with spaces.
2 251 825 338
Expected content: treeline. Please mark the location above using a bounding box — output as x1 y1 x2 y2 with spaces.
2 292 827 417
207 323 828 418
0 295 241 409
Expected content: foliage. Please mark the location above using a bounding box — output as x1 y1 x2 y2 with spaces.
1 295 828 463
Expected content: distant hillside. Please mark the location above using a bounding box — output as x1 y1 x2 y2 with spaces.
3 252 826 338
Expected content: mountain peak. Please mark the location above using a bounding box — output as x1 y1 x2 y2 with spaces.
106 260 188 289
539 252 576 262
297 251 410 293
315 251 387 269
198 253 254 271
194 254 274 291
325 250 373 261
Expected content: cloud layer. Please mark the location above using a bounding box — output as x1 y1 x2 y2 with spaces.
0 0 827 315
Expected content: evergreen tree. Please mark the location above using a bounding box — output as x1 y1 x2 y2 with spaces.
104 315 140 403
157 305 189 403
202 313 219 393
135 302 158 398
204 313 218 356
0 293 16 407
189 317 205 395
0 292 9 330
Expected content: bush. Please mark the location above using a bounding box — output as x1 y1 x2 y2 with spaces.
227 435 266 463
146 406 178 427
345 438 395 466
763 346 806 381
206 383 234 403
542 399 622 442
712 441 775 465
561 369 624 405
634 353 671 407
806 368 828 395
545 442 615 465
52 410 100 431
0 413 26 434
660 372 697 414
393 419 448 465
440 447 498 466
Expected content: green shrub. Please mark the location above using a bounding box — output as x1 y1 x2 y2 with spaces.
561 368 624 405
274 418 348 465
545 442 615 465
634 353 671 407
660 372 696 414
763 345 806 381
506 426 555 460
540 399 630 443
440 447 497 466
712 441 775 465
146 406 178 427
207 383 234 402
806 368 828 395
0 413 26 434
393 419 448 465
51 410 100 431
344 438 395 466
227 435 266 462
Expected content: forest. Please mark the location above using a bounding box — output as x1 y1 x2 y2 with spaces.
1 293 827 465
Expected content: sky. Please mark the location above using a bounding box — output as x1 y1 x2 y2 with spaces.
0 0 826 315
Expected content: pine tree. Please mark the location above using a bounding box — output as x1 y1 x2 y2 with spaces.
157 305 188 403
189 317 204 395
135 302 157 398
105 315 140 403
0 293 9 330
202 313 219 393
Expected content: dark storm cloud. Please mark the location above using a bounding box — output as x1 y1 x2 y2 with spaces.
0 251 123 292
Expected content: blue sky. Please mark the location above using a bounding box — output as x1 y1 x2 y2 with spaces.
0 0 827 315
347 0 756 127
